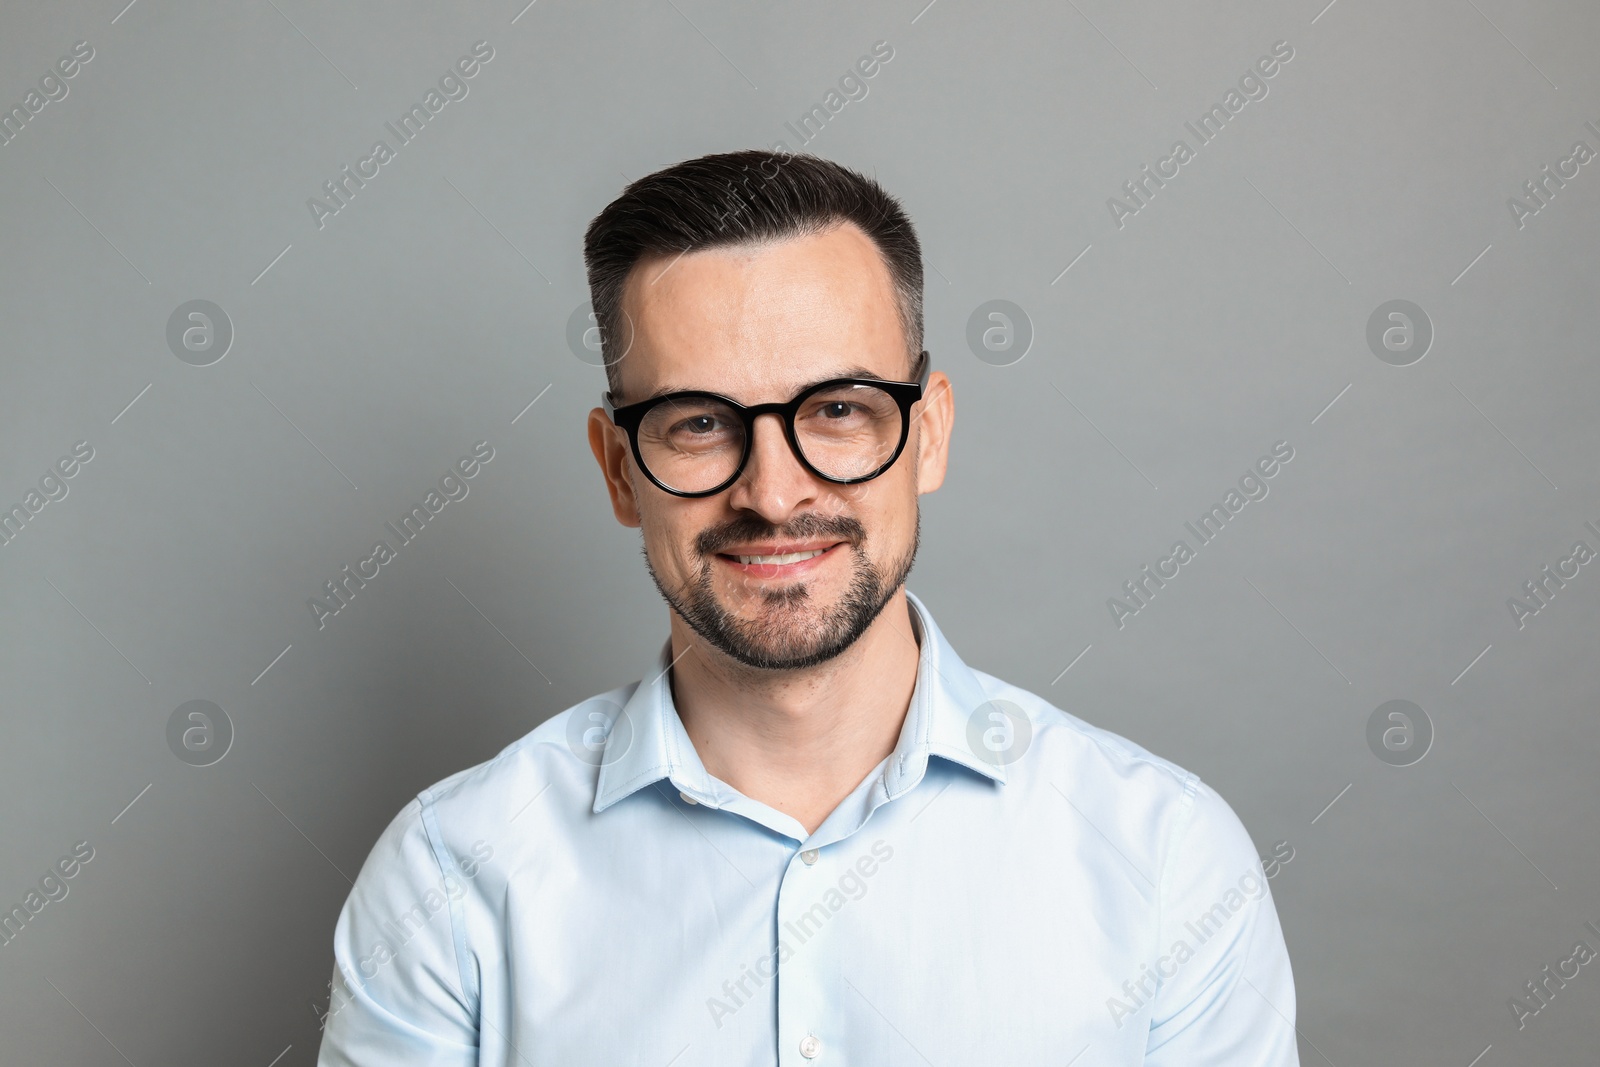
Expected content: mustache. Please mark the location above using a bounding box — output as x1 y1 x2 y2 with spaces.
695 513 866 557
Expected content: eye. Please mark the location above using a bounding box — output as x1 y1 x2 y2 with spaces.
664 411 737 442
820 402 855 419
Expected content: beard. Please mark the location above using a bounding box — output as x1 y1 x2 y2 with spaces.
645 510 919 671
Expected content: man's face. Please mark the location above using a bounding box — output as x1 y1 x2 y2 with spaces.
587 222 953 670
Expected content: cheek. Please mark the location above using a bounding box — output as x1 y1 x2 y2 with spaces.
808 486 862 522
637 507 682 560
637 498 711 569
841 474 916 543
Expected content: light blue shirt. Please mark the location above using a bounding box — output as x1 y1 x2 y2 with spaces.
317 591 1298 1065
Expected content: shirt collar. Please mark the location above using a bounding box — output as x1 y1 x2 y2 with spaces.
592 590 1007 816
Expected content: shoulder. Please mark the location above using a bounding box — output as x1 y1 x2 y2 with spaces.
360 684 641 874
973 668 1199 798
969 668 1259 873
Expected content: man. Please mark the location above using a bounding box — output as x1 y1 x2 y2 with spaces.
318 150 1299 1065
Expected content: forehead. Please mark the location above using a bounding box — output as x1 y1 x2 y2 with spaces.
614 222 908 402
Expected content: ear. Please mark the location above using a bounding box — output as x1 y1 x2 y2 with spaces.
913 370 954 495
588 407 642 526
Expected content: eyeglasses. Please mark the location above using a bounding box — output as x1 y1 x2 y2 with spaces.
604 351 930 498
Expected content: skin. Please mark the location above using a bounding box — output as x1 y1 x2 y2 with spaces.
587 221 954 835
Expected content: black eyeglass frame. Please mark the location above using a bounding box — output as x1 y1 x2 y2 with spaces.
603 351 931 498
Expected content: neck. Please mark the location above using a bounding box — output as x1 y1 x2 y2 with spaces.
668 590 921 837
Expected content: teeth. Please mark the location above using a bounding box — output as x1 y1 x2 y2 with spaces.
735 549 825 566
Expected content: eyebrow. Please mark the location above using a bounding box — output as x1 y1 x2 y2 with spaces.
637 365 886 404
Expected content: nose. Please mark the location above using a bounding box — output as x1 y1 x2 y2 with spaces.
724 412 818 522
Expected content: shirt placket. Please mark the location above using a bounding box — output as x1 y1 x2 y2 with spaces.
776 839 841 1066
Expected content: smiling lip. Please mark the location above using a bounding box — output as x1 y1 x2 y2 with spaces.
714 541 846 576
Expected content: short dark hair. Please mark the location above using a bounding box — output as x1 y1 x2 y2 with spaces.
582 149 924 399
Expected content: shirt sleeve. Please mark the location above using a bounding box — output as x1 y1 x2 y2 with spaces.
316 796 480 1066
1142 778 1300 1066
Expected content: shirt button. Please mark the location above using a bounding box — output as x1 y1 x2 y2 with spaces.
678 791 698 805
799 1034 822 1058
800 848 819 865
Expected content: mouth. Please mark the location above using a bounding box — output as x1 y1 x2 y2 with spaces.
713 541 847 578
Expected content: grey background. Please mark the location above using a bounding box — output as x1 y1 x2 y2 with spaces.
1 0 1596 1063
